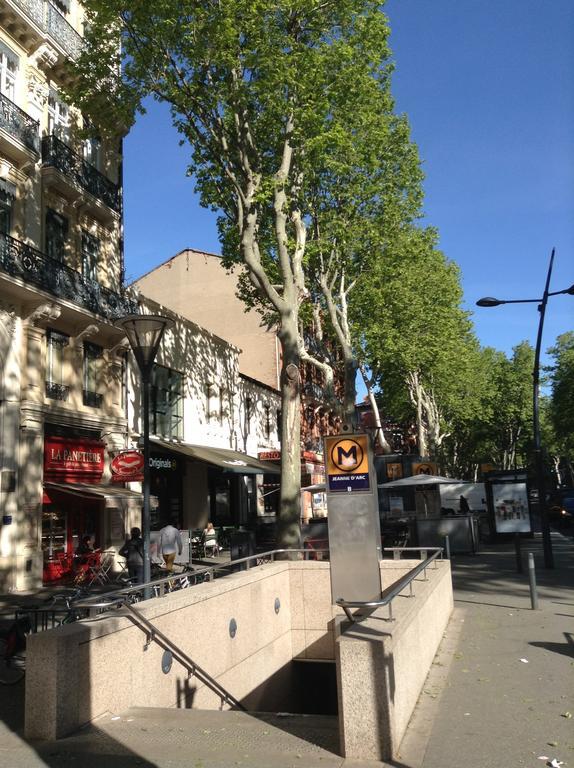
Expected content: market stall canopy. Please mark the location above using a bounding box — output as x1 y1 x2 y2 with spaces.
44 481 143 501
151 438 281 475
380 474 465 489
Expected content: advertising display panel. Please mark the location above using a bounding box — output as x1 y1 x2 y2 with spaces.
493 482 531 533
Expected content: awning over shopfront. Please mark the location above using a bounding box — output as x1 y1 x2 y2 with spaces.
44 481 143 502
380 474 464 489
151 438 281 475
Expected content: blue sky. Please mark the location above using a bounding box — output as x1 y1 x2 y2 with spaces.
123 0 574 364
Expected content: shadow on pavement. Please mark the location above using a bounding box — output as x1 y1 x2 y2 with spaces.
529 632 574 660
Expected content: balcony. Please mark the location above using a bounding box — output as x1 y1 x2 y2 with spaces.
0 232 137 320
42 135 120 214
45 381 70 401
6 0 83 60
83 389 103 408
303 382 325 403
0 92 40 156
45 1 82 59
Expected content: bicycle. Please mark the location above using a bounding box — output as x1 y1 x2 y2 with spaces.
0 616 30 684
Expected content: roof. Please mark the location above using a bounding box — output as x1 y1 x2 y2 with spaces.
44 482 142 501
151 438 280 475
379 474 466 489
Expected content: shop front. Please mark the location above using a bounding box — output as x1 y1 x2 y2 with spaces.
258 449 326 523
42 435 142 582
151 438 280 542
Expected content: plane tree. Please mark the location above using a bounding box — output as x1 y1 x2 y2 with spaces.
353 225 478 460
69 0 419 547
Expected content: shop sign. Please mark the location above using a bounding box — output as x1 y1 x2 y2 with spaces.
149 455 178 471
44 437 104 481
325 434 370 493
412 462 438 476
302 450 321 462
110 450 145 483
387 463 403 480
258 450 281 461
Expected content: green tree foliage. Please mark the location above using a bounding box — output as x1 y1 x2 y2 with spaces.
68 0 424 544
353 225 478 460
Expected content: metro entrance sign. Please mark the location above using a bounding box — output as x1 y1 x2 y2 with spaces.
325 434 371 493
324 432 381 603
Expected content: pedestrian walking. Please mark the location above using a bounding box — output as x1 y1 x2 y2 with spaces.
158 519 183 572
119 527 145 584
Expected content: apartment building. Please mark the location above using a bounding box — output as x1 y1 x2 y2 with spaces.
0 0 137 591
124 296 281 541
135 249 342 520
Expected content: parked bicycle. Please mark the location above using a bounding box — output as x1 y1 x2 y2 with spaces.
0 615 30 684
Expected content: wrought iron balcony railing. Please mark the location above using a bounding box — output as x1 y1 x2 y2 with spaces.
0 232 138 320
11 0 83 60
0 92 40 154
46 1 83 59
303 382 325 402
83 390 103 408
42 135 121 213
45 381 70 401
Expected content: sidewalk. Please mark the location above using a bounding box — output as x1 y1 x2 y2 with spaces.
1 532 572 767
399 530 574 768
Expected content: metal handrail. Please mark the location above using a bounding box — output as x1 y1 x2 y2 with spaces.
122 602 245 711
73 545 432 615
36 596 245 711
336 547 444 623
74 548 315 609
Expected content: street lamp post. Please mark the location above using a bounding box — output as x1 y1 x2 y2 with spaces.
117 314 174 593
477 248 574 569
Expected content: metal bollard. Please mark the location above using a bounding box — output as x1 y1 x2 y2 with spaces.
444 535 451 560
528 552 539 610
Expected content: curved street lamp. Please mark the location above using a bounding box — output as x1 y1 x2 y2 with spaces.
118 314 174 592
477 248 574 569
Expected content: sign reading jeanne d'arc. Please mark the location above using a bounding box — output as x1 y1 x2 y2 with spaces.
324 434 371 493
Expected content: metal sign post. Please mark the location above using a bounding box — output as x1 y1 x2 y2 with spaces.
324 434 382 604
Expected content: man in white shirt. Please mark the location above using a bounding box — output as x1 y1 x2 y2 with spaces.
158 521 183 572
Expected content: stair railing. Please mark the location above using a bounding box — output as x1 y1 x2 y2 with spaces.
73 596 246 712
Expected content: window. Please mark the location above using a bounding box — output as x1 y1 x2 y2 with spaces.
150 365 183 439
264 405 271 440
83 133 101 170
0 187 14 235
0 43 18 101
49 0 70 14
46 329 69 400
119 351 127 414
45 209 68 262
83 342 102 407
47 91 70 140
81 230 99 282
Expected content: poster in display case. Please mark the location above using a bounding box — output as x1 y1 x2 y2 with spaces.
493 482 531 533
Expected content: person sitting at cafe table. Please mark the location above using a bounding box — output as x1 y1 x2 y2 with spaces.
76 535 94 555
203 522 219 557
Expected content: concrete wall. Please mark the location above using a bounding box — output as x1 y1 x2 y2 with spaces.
25 557 452 757
336 558 453 761
135 250 280 390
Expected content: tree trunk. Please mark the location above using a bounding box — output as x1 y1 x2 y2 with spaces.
276 319 302 553
342 352 358 428
360 367 392 454
408 371 428 458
